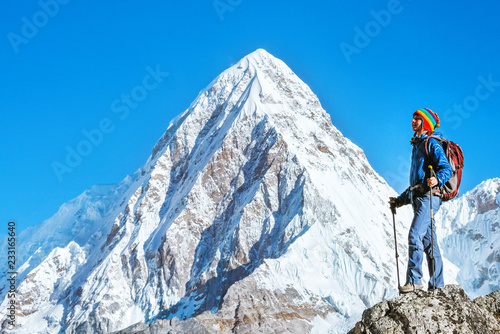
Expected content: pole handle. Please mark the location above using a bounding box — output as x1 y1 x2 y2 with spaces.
428 164 437 178
428 165 437 192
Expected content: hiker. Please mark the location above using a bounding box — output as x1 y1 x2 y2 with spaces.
389 108 452 293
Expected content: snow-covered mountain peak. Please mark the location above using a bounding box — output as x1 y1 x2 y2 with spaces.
438 178 500 232
465 178 500 214
233 48 295 78
2 50 406 334
242 48 274 63
148 49 335 174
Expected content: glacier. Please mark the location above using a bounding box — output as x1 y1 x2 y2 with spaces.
0 49 498 334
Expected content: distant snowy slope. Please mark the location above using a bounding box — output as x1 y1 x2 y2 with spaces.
0 176 137 298
437 178 500 299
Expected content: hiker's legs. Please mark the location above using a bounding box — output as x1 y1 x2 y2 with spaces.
423 197 444 289
406 195 438 285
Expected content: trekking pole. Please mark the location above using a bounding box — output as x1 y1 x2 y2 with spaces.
428 165 436 294
390 203 401 292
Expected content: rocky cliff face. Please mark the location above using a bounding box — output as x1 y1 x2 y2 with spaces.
349 284 500 334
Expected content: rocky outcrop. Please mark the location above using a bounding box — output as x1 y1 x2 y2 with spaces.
349 284 500 334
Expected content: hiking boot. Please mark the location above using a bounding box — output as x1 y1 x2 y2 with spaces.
399 283 423 293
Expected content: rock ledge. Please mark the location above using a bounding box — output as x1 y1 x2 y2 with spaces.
349 284 500 334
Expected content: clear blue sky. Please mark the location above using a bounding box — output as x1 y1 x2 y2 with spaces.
1 1 499 237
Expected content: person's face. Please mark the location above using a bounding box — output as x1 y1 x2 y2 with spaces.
412 114 423 132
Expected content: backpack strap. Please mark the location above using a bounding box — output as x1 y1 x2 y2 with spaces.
423 135 445 196
424 135 446 157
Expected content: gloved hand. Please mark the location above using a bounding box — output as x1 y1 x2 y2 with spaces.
389 197 398 214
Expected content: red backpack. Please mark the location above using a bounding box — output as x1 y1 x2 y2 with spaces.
425 136 464 201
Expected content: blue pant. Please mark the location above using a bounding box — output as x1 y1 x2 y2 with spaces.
406 195 444 288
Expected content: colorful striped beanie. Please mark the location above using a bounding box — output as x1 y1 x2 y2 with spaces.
414 108 440 133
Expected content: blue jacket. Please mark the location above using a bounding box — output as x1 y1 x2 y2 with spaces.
397 131 452 206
